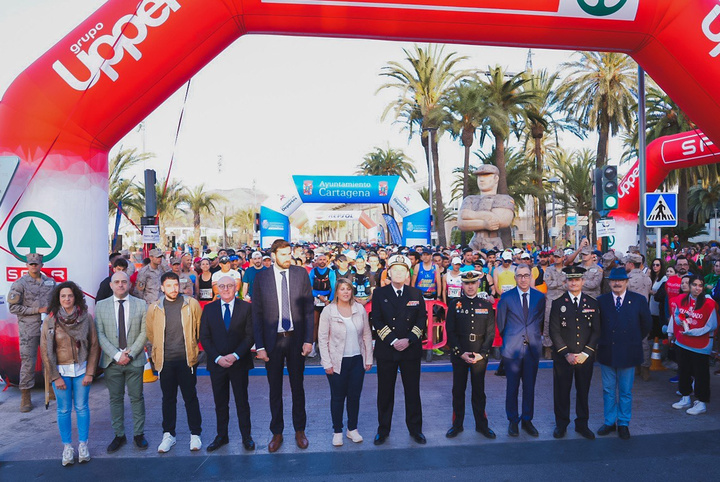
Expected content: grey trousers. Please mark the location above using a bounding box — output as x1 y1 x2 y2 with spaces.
104 363 146 437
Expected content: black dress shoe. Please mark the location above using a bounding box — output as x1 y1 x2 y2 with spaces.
134 434 148 449
553 427 566 439
618 426 631 440
495 368 506 377
207 435 229 452
242 438 255 451
410 432 427 444
575 426 596 440
597 424 617 436
374 433 388 446
521 420 539 437
107 435 127 453
476 426 496 439
508 422 519 437
446 426 463 438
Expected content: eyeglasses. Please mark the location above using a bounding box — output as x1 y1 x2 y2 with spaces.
217 284 235 290
652 263 661 267
516 274 531 279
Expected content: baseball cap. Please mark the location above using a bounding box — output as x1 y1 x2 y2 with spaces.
451 256 462 265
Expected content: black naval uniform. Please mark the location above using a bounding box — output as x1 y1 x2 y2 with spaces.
370 283 427 437
549 292 601 431
446 294 495 430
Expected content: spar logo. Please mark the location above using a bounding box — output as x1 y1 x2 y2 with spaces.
576 0 627 17
7 211 64 263
702 4 720 57
53 0 181 91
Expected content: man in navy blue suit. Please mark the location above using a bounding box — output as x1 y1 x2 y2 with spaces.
496 264 546 437
252 239 314 453
595 268 652 440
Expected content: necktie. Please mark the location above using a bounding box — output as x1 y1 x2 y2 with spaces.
574 297 579 309
616 296 622 312
281 271 291 331
117 299 127 350
522 292 529 320
223 303 231 330
396 289 402 298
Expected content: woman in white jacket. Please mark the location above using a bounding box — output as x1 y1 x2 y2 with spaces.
318 278 373 447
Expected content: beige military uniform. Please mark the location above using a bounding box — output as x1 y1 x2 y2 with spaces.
133 264 165 305
179 269 195 296
7 273 56 389
581 263 603 299
543 265 567 347
460 194 515 251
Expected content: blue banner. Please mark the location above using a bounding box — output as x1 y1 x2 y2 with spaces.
260 206 290 248
382 213 402 244
293 175 399 204
402 208 431 246
112 200 123 249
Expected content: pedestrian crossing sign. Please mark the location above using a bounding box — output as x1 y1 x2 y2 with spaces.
644 192 677 228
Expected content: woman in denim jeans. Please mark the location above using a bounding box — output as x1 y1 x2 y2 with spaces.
40 281 99 466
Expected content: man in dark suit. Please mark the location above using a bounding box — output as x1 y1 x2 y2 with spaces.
252 239 314 453
371 255 428 445
496 264 546 437
200 275 255 452
549 266 601 440
595 268 652 440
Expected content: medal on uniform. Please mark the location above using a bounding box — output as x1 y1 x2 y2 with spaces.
561 306 566 313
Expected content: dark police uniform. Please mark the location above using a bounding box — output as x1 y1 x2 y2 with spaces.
446 290 495 434
370 256 427 441
549 266 601 435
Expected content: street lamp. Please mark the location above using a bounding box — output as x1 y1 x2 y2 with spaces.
548 176 561 247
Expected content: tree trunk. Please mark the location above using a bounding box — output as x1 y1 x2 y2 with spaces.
532 134 547 245
460 127 473 247
494 133 512 247
678 173 689 228
431 136 447 246
193 210 201 255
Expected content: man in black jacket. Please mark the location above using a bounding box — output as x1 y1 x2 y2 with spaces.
371 255 428 445
200 275 255 452
445 271 496 439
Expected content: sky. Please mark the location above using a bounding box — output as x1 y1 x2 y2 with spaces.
0 0 627 206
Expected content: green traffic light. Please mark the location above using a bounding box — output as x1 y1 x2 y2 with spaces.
604 196 618 209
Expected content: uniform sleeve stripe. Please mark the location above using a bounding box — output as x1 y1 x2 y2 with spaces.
411 327 423 338
584 346 595 352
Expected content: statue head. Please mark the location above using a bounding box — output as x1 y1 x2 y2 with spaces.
473 164 500 195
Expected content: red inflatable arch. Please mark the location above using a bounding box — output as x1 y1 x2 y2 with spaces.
2 0 720 382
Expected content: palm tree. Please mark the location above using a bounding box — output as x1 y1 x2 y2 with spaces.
548 148 596 239
108 148 152 218
688 183 720 225
444 77 485 245
135 178 187 249
230 206 258 246
185 184 227 251
557 52 637 168
356 146 417 216
379 44 469 246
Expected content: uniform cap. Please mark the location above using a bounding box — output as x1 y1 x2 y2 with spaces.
472 164 500 176
601 252 616 263
580 246 592 255
148 248 163 257
627 253 642 264
26 253 43 264
388 254 411 271
461 270 482 283
562 265 586 278
170 257 181 265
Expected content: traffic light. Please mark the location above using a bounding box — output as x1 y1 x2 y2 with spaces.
254 213 260 232
593 165 618 211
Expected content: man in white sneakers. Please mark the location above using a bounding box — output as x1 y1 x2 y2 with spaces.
146 271 204 453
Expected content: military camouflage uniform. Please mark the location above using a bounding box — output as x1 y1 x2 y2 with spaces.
543 265 567 347
7 273 56 389
628 268 653 368
581 263 603 299
179 269 195 296
133 264 164 305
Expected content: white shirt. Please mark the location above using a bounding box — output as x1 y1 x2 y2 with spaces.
273 265 294 333
614 291 627 308
341 314 361 357
112 295 131 362
516 286 531 303
567 291 583 306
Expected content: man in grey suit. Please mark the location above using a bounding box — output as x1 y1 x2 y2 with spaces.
96 272 149 452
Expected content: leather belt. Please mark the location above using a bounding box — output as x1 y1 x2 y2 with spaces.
278 331 295 338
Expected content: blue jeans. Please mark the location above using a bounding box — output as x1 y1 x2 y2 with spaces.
600 364 634 427
327 355 365 433
52 375 91 444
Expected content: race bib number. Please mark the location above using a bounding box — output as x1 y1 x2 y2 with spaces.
199 288 213 299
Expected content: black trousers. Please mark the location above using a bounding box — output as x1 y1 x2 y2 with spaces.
209 363 251 440
552 352 594 430
677 345 710 403
265 333 306 434
327 355 365 433
451 357 489 430
376 357 422 436
159 360 202 436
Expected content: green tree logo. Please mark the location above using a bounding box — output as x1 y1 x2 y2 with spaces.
7 211 63 263
577 0 627 16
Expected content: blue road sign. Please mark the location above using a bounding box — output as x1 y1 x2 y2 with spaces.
645 192 678 228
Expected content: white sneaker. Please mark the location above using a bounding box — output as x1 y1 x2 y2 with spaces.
346 429 363 443
62 444 74 466
190 434 202 451
332 433 343 446
78 442 90 463
686 400 707 415
672 395 692 410
157 432 176 453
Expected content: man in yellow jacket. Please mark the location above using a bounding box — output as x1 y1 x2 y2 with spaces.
146 271 203 454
